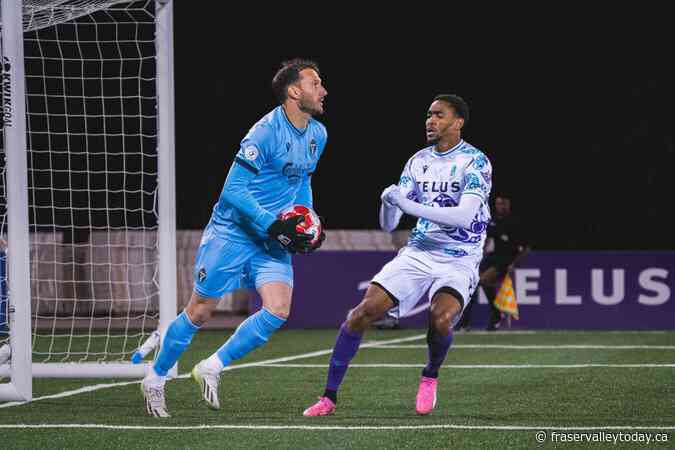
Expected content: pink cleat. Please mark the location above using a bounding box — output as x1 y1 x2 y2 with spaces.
415 376 438 415
303 396 336 417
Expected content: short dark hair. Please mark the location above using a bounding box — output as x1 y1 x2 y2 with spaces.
433 94 469 123
271 58 320 103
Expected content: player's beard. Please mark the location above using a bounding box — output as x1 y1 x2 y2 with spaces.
298 95 323 116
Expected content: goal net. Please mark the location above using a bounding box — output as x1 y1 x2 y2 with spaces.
1 0 176 400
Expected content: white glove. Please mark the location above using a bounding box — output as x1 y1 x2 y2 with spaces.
380 184 404 207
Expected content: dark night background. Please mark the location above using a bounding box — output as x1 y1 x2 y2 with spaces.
172 8 674 250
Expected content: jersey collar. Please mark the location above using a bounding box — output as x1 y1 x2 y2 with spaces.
280 106 308 136
432 139 464 157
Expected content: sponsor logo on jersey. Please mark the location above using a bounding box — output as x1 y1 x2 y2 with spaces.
282 162 313 181
416 181 461 193
244 146 259 161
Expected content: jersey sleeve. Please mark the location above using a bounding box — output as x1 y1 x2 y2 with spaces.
461 152 492 202
234 122 275 175
397 156 419 202
315 122 328 161
220 162 276 231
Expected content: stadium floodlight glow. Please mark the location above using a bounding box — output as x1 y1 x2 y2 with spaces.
0 0 176 401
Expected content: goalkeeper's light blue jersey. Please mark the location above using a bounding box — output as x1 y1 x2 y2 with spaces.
209 106 327 242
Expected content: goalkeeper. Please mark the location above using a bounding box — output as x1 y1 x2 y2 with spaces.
141 59 328 417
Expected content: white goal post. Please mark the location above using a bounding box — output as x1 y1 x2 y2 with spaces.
0 0 177 401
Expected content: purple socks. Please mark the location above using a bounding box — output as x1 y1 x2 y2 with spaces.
324 322 363 401
422 327 453 379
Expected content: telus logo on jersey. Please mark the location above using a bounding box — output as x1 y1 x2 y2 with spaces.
416 181 461 193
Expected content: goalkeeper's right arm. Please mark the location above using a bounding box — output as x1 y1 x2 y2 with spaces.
219 161 277 231
220 162 312 251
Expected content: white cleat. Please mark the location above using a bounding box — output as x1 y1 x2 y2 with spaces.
192 360 221 410
141 379 170 418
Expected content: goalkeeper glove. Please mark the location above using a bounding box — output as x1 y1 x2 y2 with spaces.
267 215 313 253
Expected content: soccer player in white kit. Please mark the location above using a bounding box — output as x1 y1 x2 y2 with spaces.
303 94 492 416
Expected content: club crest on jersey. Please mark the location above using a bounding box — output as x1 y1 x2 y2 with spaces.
309 139 317 157
450 165 457 177
244 146 259 161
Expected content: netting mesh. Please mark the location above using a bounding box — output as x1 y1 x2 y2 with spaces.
1 0 160 363
0 1 139 33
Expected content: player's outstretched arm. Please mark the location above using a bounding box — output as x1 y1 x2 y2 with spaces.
384 185 482 229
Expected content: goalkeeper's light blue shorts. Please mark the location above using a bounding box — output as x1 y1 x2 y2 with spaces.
192 222 293 300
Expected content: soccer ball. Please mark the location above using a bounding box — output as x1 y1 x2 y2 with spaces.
278 205 322 246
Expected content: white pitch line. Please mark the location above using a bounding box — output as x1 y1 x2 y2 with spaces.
257 363 675 368
0 333 425 410
370 345 675 350
455 331 670 335
454 330 538 335
0 424 674 431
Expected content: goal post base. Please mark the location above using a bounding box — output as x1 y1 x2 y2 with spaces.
1 362 151 379
0 382 29 402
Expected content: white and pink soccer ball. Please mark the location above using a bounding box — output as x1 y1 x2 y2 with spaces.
278 205 322 246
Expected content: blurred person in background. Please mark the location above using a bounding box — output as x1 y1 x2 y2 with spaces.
455 194 530 331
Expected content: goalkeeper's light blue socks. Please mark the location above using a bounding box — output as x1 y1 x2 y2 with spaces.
151 310 200 377
204 308 286 372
